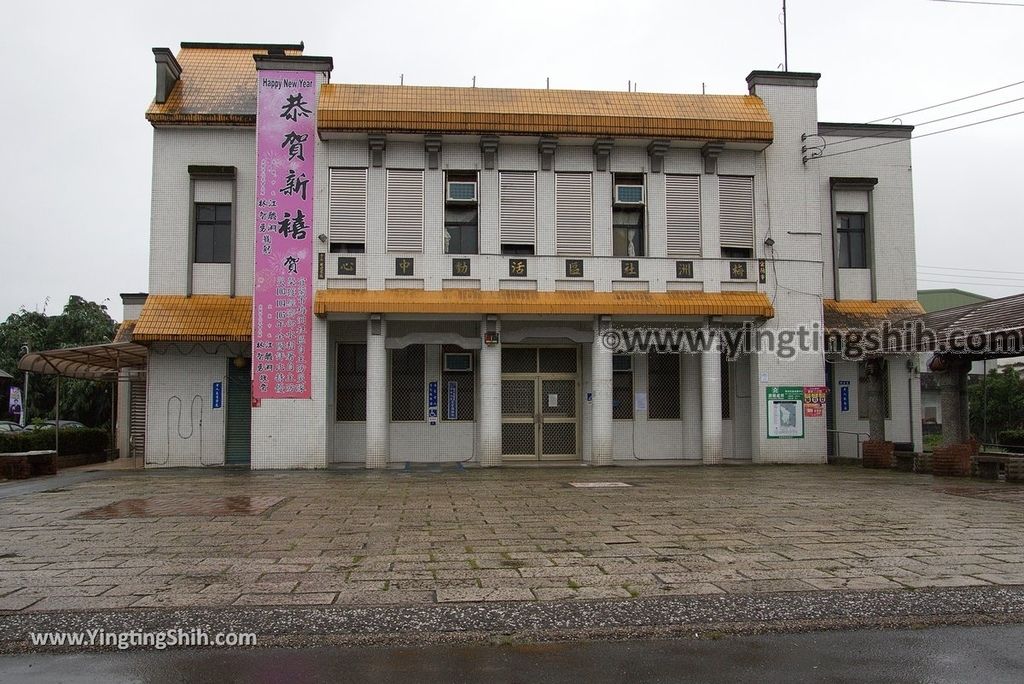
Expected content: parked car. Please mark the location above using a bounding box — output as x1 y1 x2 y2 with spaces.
24 420 87 431
0 421 24 432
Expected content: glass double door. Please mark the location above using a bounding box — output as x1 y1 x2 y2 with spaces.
501 347 579 461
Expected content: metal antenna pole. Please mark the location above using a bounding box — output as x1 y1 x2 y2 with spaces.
783 0 789 71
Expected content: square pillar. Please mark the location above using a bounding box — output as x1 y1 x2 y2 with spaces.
479 318 502 467
591 317 614 466
366 316 389 468
701 343 723 464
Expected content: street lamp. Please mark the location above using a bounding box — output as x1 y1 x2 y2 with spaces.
18 344 29 427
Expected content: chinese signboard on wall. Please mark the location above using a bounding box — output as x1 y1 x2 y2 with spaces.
766 386 804 439
253 70 317 401
803 386 827 418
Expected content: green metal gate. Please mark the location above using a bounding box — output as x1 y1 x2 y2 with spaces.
225 360 251 465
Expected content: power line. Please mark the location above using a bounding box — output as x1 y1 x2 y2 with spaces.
826 94 1024 148
917 278 1024 289
929 0 1024 7
808 108 1024 160
865 78 1024 124
918 270 1024 283
920 264 1024 276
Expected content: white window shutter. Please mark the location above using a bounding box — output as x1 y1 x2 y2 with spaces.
719 176 754 250
386 169 424 252
328 168 367 244
665 174 701 256
499 171 536 246
555 172 592 255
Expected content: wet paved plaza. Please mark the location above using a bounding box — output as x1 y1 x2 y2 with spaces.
2 465 1024 613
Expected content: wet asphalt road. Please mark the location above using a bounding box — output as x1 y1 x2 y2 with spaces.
2 623 1023 683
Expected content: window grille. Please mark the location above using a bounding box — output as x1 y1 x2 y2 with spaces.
391 345 425 421
612 354 634 419
648 352 681 419
336 344 367 421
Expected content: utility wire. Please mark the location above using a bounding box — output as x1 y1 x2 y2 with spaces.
920 264 1024 275
918 270 1024 283
826 94 1024 148
808 108 1024 160
865 78 1024 123
929 0 1024 7
918 278 1024 289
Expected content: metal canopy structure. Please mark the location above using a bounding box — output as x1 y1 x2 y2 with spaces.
902 291 1024 361
18 342 148 381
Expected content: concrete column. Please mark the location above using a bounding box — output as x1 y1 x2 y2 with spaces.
938 358 969 447
478 318 502 467
366 316 389 469
701 343 723 464
680 351 702 459
864 358 886 443
591 318 614 466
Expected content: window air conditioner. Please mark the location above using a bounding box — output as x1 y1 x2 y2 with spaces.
446 181 478 203
614 184 645 205
443 352 474 372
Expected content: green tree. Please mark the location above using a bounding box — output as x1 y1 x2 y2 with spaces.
968 367 1024 443
0 296 117 426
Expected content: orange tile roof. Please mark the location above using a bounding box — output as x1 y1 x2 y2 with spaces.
113 320 136 343
146 45 303 126
316 289 774 318
823 299 924 331
133 295 252 342
318 85 773 141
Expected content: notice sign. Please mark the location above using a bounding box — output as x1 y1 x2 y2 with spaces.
803 386 826 418
252 69 317 400
839 380 851 413
766 386 804 439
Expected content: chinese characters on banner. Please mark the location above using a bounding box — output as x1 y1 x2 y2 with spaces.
253 70 316 401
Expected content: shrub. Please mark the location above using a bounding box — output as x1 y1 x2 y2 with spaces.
1000 429 1024 454
0 427 109 456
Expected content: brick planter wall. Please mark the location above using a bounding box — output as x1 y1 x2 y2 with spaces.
862 441 894 469
932 444 974 477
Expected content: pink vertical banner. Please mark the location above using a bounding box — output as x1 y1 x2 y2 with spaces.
253 70 316 401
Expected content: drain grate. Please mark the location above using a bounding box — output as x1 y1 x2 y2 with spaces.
568 481 632 488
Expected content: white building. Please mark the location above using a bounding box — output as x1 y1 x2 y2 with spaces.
118 42 924 468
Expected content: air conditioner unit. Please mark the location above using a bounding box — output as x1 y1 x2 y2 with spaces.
446 181 478 203
614 184 645 205
443 352 473 372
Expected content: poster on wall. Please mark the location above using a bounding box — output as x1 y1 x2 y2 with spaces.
803 385 827 418
252 69 317 401
766 386 804 439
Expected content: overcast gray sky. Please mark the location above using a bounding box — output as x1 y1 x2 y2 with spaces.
2 0 1021 321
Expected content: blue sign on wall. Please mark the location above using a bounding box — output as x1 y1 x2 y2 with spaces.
428 381 438 425
212 382 223 409
447 381 458 421
839 381 850 413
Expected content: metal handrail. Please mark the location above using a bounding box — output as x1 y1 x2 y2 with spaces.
827 429 869 461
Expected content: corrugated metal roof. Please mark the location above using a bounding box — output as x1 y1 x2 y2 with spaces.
918 289 991 313
318 84 773 141
316 289 774 317
133 295 252 342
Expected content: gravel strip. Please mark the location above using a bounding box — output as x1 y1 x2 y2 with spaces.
3 586 1024 653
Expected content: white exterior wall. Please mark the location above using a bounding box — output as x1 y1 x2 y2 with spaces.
832 358 922 457
746 78 828 464
150 128 256 296
144 344 228 467
817 135 917 301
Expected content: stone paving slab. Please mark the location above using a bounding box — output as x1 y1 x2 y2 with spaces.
2 465 1024 612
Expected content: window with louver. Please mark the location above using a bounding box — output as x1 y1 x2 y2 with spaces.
329 168 367 248
719 175 754 254
499 171 536 249
555 172 592 255
665 174 701 257
386 169 424 252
